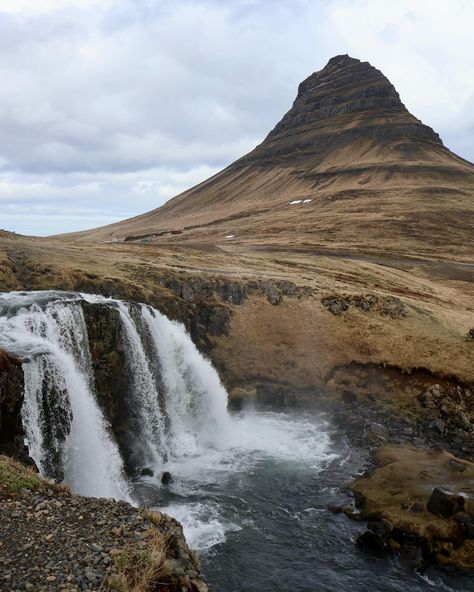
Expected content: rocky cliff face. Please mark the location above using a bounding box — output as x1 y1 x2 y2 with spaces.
0 349 30 465
241 54 444 167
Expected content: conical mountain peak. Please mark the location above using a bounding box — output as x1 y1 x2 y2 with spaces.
65 55 474 259
260 54 439 154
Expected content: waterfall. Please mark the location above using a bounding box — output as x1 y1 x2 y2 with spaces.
0 291 232 500
141 306 231 457
114 301 168 466
0 293 131 500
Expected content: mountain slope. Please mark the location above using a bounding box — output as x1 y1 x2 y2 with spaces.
65 55 474 260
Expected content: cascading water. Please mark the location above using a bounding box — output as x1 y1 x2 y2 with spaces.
114 301 168 466
0 291 240 496
0 293 130 500
141 305 232 457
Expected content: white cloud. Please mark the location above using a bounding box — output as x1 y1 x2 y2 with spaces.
0 0 110 14
0 164 220 235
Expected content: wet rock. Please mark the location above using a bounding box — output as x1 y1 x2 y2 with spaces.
367 422 389 439
0 349 33 466
229 385 257 410
453 513 474 538
161 472 173 486
466 328 474 341
140 467 154 477
427 487 465 518
429 418 445 434
356 529 388 553
400 544 424 569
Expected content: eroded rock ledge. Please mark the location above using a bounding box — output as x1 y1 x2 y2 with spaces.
347 445 474 570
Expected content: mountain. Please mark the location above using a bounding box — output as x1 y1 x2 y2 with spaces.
65 55 474 259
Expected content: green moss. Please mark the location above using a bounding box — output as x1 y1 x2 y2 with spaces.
0 455 43 495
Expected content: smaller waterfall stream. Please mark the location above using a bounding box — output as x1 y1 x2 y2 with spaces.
142 305 231 457
115 301 167 466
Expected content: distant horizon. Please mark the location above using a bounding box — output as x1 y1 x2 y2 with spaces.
1 0 473 236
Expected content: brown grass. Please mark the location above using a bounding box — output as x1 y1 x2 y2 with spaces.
103 528 173 592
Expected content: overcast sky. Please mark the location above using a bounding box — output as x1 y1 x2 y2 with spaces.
0 0 473 236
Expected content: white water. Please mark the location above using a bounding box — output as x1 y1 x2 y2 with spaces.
0 294 130 500
0 291 257 505
150 410 337 551
115 301 167 465
142 306 232 458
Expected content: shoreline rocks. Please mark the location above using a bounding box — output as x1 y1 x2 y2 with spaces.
349 445 474 570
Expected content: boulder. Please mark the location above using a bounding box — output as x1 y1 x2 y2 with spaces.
356 530 387 553
399 544 424 569
427 487 465 517
264 282 282 305
367 422 389 439
161 471 173 486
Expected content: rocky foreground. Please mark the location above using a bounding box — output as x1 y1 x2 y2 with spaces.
0 456 208 592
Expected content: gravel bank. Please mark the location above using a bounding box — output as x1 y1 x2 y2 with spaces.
0 459 208 592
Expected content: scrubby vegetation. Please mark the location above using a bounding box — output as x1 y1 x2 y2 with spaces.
0 455 53 495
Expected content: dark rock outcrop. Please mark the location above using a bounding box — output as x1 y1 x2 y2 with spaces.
80 301 141 471
321 293 406 318
427 487 466 518
324 363 474 460
0 349 31 465
350 445 474 570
